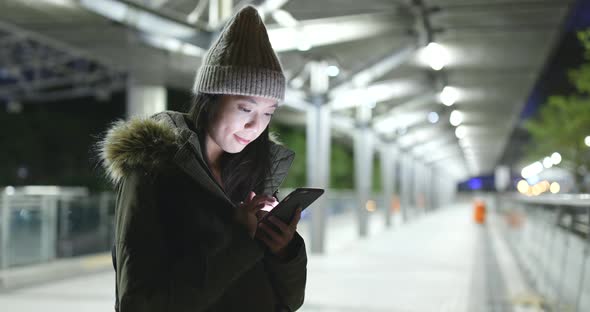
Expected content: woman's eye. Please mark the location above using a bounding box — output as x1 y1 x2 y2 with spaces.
265 113 274 117
239 107 252 113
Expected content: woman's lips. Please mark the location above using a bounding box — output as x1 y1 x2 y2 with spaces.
234 134 251 145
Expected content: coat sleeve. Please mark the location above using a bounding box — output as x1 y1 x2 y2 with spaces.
263 232 308 311
115 171 265 312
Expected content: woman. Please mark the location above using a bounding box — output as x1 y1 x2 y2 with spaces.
99 6 307 312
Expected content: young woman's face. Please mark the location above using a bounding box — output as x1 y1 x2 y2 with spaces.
208 95 278 153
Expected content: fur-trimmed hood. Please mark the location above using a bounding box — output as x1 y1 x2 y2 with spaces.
97 111 295 196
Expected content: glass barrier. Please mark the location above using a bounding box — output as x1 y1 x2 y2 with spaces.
2 187 394 270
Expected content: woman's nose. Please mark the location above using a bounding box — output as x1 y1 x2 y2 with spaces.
245 115 259 130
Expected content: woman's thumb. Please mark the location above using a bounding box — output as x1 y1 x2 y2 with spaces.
247 191 256 202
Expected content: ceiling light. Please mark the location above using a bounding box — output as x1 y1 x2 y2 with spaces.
423 42 449 71
297 41 311 51
326 65 340 77
427 112 439 124
439 86 458 106
455 125 466 139
272 9 298 28
449 110 463 126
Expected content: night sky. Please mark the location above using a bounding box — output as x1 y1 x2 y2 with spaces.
460 0 590 192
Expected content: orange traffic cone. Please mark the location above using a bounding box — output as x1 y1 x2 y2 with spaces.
473 200 486 224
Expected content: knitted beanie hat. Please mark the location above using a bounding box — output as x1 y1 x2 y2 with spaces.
192 6 285 101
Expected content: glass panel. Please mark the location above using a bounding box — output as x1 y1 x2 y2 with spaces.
8 198 44 267
56 195 115 258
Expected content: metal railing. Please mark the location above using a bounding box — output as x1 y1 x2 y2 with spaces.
498 194 590 312
0 187 115 270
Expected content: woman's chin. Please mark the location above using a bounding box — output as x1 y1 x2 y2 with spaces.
224 144 247 154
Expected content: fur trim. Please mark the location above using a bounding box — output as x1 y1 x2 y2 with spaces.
98 117 180 184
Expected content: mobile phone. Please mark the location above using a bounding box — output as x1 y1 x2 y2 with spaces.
258 188 324 225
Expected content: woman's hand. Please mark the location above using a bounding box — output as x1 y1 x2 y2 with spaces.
235 191 277 238
256 208 302 259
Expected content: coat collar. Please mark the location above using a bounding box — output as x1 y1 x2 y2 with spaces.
98 110 295 206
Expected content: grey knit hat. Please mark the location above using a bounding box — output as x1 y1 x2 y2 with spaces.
193 6 285 101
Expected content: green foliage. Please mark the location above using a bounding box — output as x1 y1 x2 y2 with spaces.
524 29 590 192
330 142 354 189
270 124 360 190
524 95 590 162
270 123 307 188
372 154 382 192
568 30 590 94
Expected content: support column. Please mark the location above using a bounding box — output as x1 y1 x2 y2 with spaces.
1 193 10 269
209 0 233 28
413 161 422 214
126 78 167 118
423 165 432 212
354 102 373 237
400 154 413 222
307 61 330 254
380 145 398 228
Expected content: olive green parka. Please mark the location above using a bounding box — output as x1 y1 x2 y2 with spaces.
99 111 307 311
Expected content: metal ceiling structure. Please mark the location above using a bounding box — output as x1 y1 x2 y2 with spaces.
0 0 574 180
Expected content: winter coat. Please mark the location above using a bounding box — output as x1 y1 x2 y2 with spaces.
99 111 307 312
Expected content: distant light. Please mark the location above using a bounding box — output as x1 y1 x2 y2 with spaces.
468 178 482 190
326 65 340 77
532 184 542 196
455 125 466 139
517 180 529 194
365 200 377 212
538 180 550 193
551 152 562 165
297 41 311 51
550 182 560 194
427 112 439 123
522 161 544 179
440 86 458 106
423 42 449 71
4 186 15 195
450 110 463 126
585 135 590 147
526 175 540 185
543 157 553 169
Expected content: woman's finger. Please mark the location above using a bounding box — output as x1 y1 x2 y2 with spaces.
260 223 289 244
256 210 269 220
246 191 256 203
267 216 290 234
289 208 302 231
256 227 281 249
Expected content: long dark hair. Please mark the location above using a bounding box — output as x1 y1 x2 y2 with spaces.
188 93 273 203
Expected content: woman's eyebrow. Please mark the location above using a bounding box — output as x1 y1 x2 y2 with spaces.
241 97 278 108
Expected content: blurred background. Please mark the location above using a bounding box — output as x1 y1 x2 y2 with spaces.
1 0 590 311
